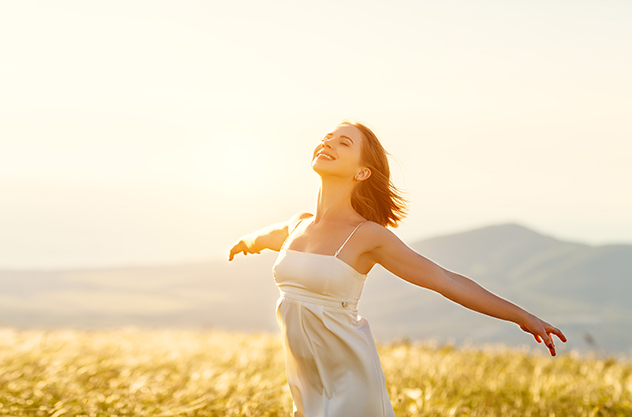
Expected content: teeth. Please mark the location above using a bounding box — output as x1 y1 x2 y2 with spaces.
319 153 333 160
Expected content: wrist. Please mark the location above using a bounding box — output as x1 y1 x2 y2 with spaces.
516 310 534 326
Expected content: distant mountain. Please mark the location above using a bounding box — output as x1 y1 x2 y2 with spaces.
360 223 632 354
1 223 630 354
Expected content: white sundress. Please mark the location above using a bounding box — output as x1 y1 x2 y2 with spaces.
272 220 396 417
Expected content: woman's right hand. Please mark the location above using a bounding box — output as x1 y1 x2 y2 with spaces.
228 239 260 261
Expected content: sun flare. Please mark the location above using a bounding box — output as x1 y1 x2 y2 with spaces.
202 130 267 192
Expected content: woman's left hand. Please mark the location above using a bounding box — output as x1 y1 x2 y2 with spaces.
519 314 567 356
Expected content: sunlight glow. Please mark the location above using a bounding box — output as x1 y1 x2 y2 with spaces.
1 0 631 267
200 130 267 193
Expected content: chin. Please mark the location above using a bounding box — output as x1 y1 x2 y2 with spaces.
311 161 326 175
311 162 333 177
312 164 350 181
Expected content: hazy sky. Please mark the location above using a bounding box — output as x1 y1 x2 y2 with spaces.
1 0 631 269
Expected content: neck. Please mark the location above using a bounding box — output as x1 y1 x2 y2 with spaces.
314 176 358 223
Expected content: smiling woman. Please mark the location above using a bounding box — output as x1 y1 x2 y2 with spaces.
229 119 566 417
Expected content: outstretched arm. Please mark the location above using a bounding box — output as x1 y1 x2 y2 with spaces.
368 226 567 356
228 212 312 261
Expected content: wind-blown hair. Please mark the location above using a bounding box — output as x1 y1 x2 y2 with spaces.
341 120 407 228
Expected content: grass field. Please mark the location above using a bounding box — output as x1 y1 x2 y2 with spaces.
0 329 630 417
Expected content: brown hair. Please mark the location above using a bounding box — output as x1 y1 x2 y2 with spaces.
341 120 407 227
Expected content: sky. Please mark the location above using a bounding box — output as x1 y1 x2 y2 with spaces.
1 0 631 269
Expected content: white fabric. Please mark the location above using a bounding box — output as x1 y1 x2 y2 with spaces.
272 225 396 417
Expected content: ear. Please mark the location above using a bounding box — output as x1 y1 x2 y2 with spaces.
354 168 371 182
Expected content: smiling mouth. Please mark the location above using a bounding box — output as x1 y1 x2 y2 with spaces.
316 153 335 161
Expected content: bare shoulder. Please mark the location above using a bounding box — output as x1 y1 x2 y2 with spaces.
287 211 313 231
355 222 420 272
356 221 403 251
240 212 314 254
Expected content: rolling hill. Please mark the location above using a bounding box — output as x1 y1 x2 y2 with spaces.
1 223 630 354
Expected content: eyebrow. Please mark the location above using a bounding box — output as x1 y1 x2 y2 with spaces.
324 133 354 144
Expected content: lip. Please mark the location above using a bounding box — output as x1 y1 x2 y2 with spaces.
315 151 336 161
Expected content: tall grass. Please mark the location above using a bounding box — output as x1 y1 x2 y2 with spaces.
0 329 630 416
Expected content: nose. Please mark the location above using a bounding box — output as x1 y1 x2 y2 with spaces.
321 138 333 148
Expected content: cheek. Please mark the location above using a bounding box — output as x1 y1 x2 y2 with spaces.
343 148 363 166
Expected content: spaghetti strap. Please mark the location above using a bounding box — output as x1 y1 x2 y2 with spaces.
334 222 365 257
280 217 307 251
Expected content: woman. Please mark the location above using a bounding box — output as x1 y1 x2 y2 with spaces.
229 120 567 417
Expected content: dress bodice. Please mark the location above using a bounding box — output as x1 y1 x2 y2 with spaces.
272 248 367 308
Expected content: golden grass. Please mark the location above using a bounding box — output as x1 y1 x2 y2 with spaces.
0 329 630 416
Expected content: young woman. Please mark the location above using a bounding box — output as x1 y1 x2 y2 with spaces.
228 120 567 417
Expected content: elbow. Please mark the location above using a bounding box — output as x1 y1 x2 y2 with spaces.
410 266 454 295
433 268 459 299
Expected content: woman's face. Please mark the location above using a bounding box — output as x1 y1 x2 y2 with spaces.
312 124 367 180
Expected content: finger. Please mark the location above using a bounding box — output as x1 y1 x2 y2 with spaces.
542 332 555 353
546 333 557 356
533 334 542 343
540 322 567 347
550 327 567 343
